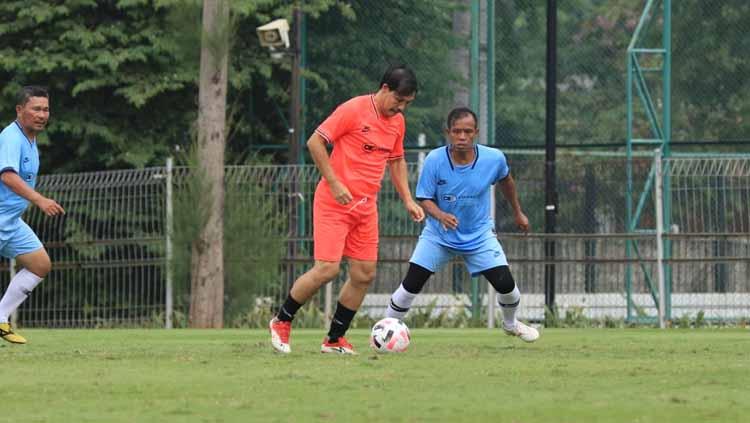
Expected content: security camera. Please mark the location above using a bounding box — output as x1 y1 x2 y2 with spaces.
256 18 290 49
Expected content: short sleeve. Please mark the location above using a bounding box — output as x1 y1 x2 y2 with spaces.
496 151 510 182
416 151 439 201
0 133 21 174
315 100 357 144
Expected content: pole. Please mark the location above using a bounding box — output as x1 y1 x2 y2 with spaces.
654 149 665 329
289 5 302 165
324 283 333 323
488 189 498 329
165 157 174 329
544 0 558 317
625 48 634 321
469 0 481 322
9 258 17 325
298 6 307 165
470 0 480 113
486 0 496 329
662 0 672 321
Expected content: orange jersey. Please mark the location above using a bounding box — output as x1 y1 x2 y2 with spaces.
315 94 405 207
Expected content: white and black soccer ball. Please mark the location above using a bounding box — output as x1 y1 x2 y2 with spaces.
370 317 411 353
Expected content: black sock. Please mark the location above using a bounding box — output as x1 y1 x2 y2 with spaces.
276 294 303 322
327 302 356 342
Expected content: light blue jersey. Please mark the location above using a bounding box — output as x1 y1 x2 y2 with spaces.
416 144 509 251
0 121 39 232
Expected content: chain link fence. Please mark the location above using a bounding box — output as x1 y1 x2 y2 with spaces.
3 152 748 327
1 0 748 326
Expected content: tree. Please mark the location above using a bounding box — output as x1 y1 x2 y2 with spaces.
0 0 199 171
189 0 230 328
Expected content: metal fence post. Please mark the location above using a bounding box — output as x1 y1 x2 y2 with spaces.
654 149 666 329
324 283 333 323
487 187 497 329
165 157 174 329
9 258 16 326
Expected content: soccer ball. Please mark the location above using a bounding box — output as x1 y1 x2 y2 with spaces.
370 317 410 353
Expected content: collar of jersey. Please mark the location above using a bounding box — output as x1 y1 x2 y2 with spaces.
369 94 381 120
445 145 479 171
14 121 36 145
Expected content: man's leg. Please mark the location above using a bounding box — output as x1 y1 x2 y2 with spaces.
271 193 351 353
320 258 376 354
466 238 538 343
386 263 433 320
480 265 539 343
0 245 50 345
386 238 449 320
270 260 340 353
480 265 519 327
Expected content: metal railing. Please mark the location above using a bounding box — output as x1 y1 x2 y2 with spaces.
2 153 748 327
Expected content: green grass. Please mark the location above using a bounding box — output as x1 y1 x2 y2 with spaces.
3 328 749 422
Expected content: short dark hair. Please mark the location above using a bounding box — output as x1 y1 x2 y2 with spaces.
16 86 49 107
379 65 418 96
446 107 478 129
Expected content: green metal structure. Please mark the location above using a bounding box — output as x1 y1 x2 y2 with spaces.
626 0 672 321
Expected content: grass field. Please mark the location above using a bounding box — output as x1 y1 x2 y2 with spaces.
3 328 749 422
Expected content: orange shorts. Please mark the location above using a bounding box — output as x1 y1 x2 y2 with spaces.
313 193 379 262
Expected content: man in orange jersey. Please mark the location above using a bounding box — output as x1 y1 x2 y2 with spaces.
270 65 424 354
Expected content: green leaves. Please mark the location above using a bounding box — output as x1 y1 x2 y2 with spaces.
2 0 745 174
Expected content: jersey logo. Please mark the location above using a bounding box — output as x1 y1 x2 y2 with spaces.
362 142 389 154
361 126 371 133
23 157 30 163
442 194 456 202
437 179 447 185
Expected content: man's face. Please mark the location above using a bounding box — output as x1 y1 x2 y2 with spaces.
446 115 478 152
380 86 415 117
16 96 50 134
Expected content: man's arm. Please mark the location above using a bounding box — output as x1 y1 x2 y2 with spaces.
0 171 64 216
306 133 352 205
419 198 458 230
498 174 529 232
387 157 424 222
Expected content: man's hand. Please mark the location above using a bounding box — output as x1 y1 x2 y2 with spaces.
34 197 65 217
405 199 425 222
328 180 353 205
437 211 459 230
515 211 530 233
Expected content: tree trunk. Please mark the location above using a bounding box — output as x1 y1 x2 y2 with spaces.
190 0 229 328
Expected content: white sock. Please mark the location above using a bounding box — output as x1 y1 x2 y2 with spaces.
0 269 43 323
498 285 520 328
386 284 418 320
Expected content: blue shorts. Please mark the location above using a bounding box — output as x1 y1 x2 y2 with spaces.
0 220 43 259
409 236 508 276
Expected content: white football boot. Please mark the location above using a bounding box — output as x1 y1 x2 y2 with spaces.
502 320 540 343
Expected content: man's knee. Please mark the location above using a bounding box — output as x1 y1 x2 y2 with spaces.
311 261 340 282
350 263 376 286
17 250 51 278
28 258 51 278
481 265 515 294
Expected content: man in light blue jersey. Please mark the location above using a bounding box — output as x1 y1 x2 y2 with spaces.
386 107 539 342
0 86 65 344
